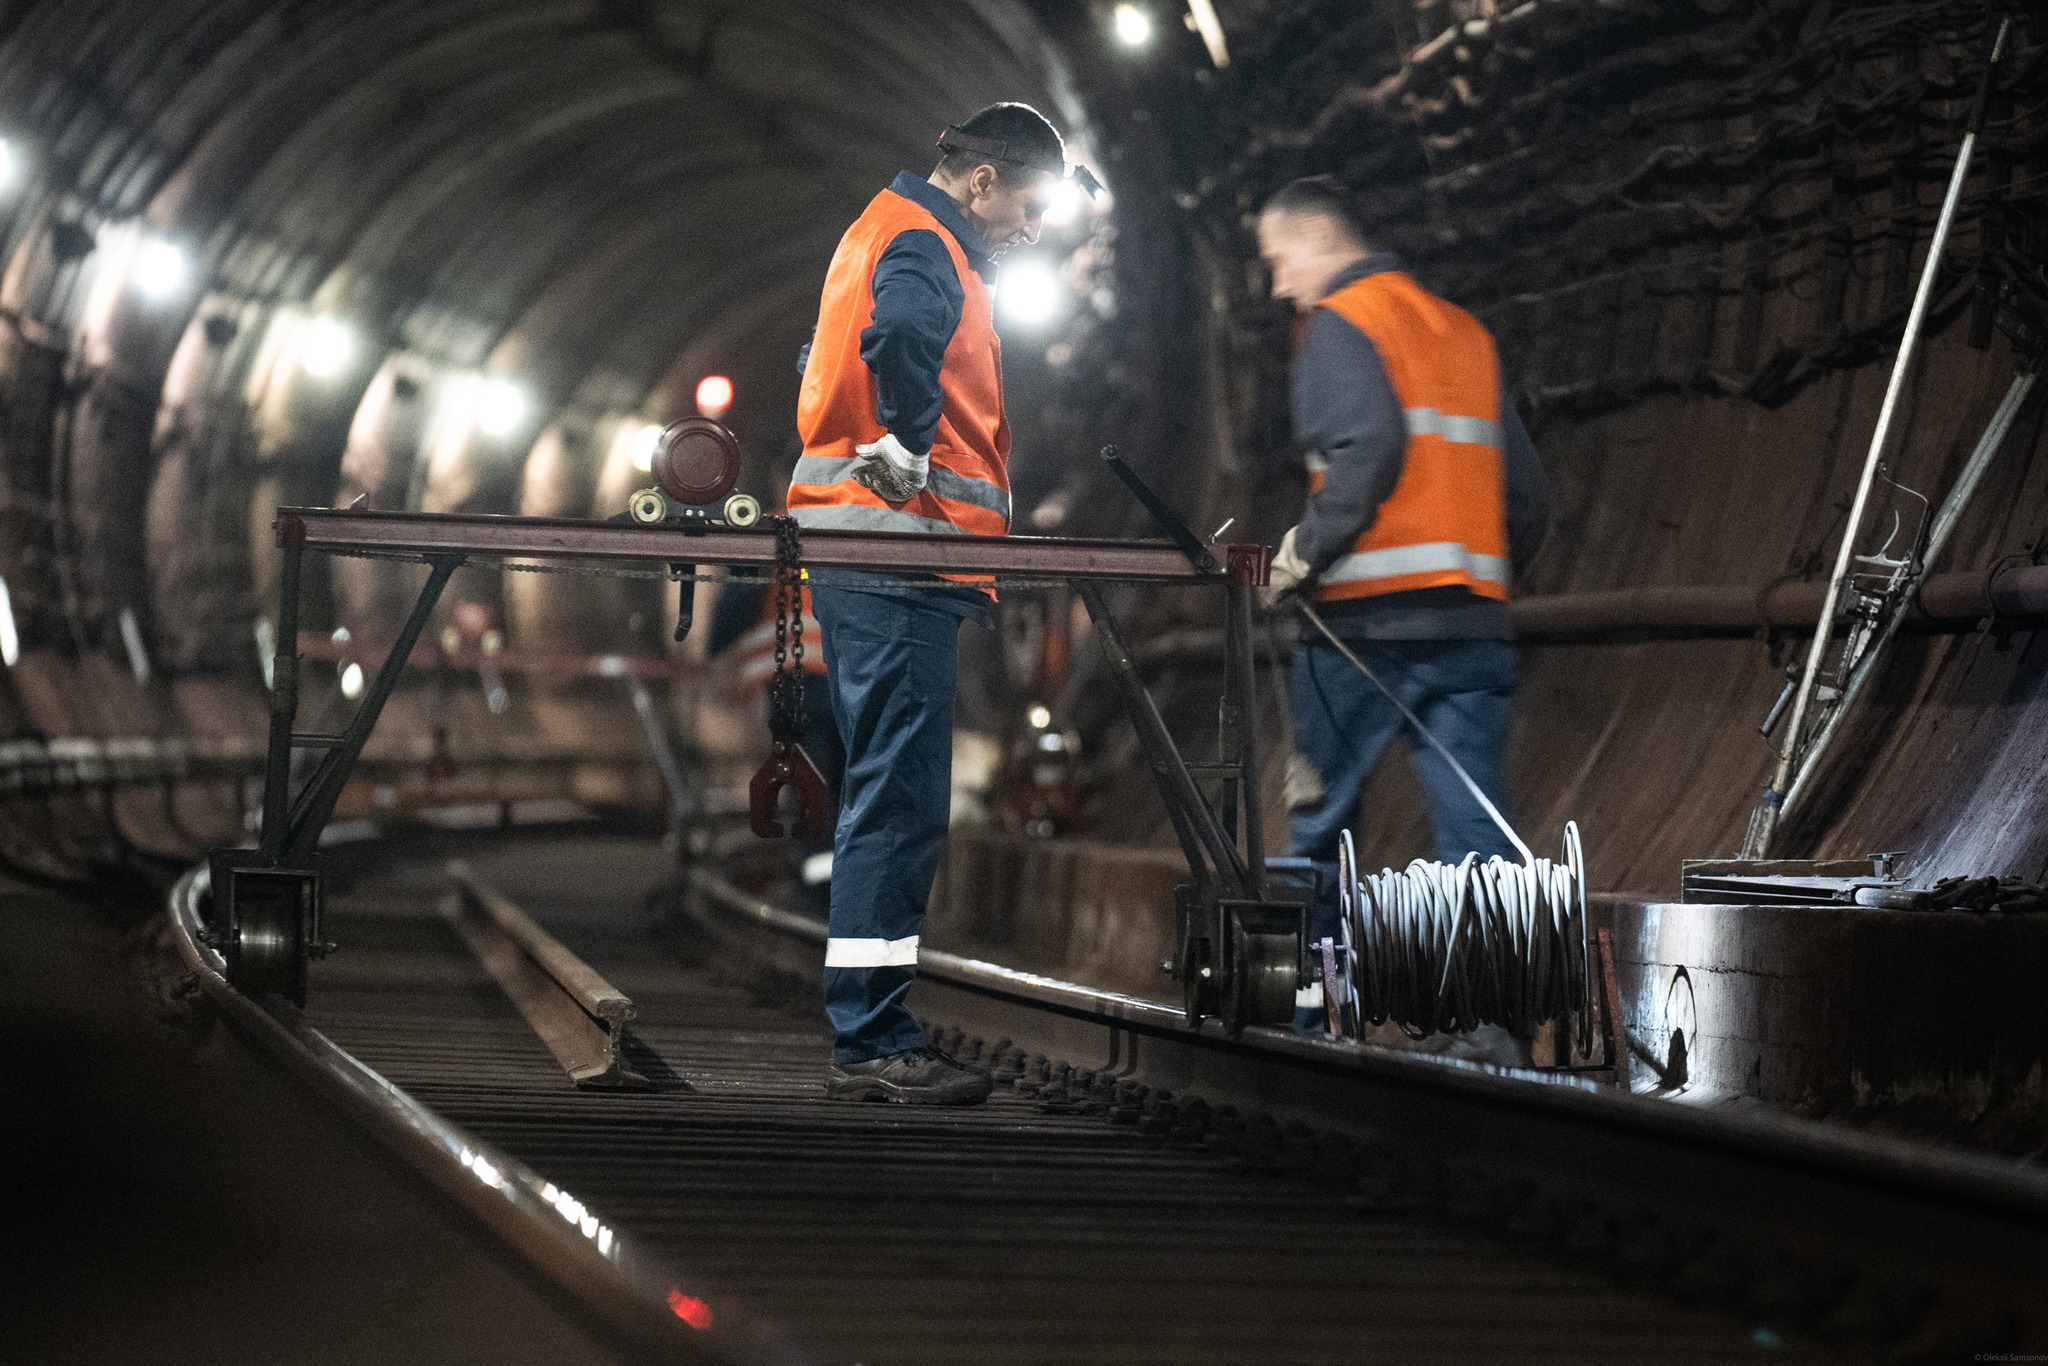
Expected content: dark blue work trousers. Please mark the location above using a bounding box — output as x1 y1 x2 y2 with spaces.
1288 636 1523 951
810 585 963 1063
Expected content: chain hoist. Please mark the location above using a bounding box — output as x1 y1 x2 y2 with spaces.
748 516 832 841
767 516 806 747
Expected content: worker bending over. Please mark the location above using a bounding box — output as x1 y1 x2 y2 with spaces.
1256 177 1550 1031
791 103 1072 1104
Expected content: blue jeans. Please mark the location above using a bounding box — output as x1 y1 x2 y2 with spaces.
810 585 963 1063
1288 636 1522 950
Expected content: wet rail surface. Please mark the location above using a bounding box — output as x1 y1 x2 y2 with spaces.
301 833 1840 1365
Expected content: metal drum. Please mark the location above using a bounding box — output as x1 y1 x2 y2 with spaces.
651 417 741 507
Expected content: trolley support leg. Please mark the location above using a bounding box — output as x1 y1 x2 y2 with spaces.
257 524 305 862
280 555 461 865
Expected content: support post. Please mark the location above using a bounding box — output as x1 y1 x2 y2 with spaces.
1074 580 1234 891
281 555 461 864
257 523 305 862
1225 581 1266 898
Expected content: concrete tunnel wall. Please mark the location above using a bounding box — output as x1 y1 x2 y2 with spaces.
1 0 2045 901
0 0 1091 878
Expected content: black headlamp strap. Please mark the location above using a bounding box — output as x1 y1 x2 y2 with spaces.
937 125 1105 199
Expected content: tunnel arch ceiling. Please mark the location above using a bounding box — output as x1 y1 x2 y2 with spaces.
0 0 1088 698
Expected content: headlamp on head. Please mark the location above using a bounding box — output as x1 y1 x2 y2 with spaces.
937 126 1106 200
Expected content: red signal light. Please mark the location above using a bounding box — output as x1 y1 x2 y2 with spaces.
695 375 733 416
666 1290 714 1330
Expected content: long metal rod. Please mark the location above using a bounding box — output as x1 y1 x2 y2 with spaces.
1226 584 1266 896
1295 600 1533 865
1748 16 2009 858
281 556 460 863
257 532 305 861
281 508 1239 584
1075 580 1240 893
1781 371 2036 817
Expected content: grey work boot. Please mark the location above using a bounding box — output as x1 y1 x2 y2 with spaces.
827 1048 993 1106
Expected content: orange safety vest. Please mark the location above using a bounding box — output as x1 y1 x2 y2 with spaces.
736 583 826 694
789 188 1011 550
1308 272 1510 603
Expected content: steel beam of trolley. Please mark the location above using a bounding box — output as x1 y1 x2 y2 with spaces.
226 505 1282 1023
277 506 1269 583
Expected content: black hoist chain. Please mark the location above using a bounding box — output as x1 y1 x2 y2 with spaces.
767 515 806 745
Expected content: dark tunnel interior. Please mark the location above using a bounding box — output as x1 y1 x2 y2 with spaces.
5 2 2048 1362
5 1 2045 895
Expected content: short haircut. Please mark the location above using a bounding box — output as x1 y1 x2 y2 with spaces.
935 102 1065 186
1261 176 1369 248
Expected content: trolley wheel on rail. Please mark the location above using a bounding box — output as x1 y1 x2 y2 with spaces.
721 492 761 527
222 865 317 1005
628 487 667 524
1224 911 1301 1034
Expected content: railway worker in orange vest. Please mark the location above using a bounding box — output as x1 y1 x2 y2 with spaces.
789 103 1079 1104
1255 176 1551 1033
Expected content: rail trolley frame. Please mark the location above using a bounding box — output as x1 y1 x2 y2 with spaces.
211 503 1298 1030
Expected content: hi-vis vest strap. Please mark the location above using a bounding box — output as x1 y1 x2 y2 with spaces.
790 189 1011 547
736 585 826 694
1309 272 1510 603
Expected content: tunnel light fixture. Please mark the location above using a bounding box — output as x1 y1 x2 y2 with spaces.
300 316 355 378
254 618 276 688
0 137 18 195
996 258 1064 328
130 235 190 301
475 378 528 437
1187 0 1230 67
630 421 663 472
0 573 18 667
118 606 151 684
695 374 733 420
1113 4 1152 47
339 661 365 699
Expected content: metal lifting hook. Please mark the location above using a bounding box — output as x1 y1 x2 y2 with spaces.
748 513 834 841
749 742 833 840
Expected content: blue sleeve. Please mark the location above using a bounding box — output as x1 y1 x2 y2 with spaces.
796 334 812 379
859 229 964 457
1501 402 1550 579
1291 308 1406 573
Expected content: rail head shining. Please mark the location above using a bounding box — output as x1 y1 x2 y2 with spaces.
277 506 1272 585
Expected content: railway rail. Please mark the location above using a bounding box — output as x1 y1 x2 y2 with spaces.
162 828 2046 1364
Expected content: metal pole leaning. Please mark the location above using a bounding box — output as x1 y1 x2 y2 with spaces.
257 522 305 863
1744 15 2010 859
1781 370 2036 819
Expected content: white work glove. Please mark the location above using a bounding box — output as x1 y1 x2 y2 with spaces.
851 431 929 504
1259 525 1312 610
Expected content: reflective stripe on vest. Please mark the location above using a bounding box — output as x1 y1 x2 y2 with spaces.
1309 271 1511 604
1403 408 1501 448
790 454 1012 524
1320 542 1508 592
790 187 1011 568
